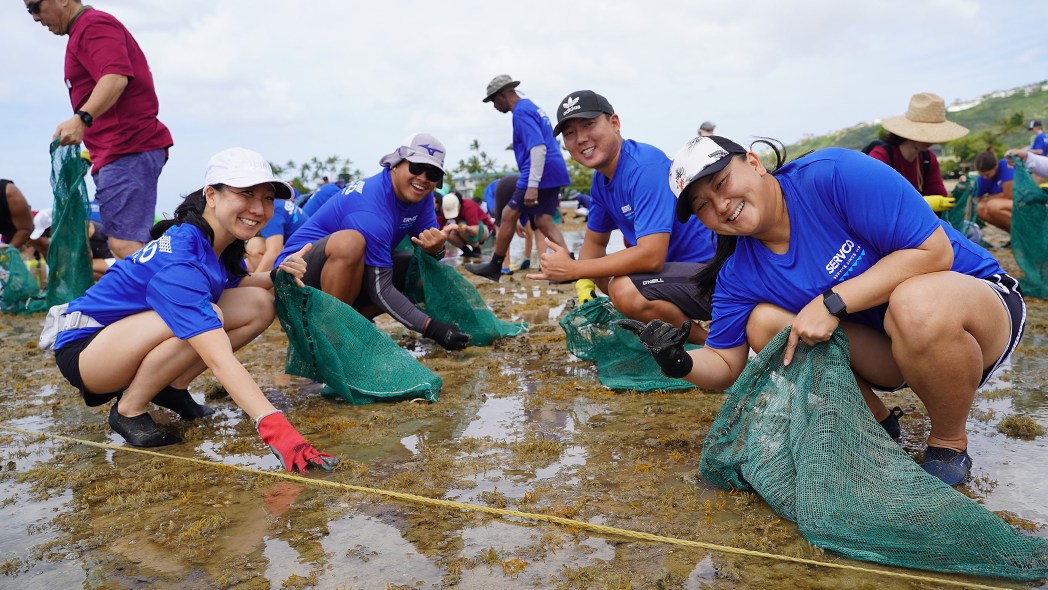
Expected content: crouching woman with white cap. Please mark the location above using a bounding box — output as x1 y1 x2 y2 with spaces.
42 147 338 474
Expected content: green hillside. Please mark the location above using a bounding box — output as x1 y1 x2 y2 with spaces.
782 82 1048 166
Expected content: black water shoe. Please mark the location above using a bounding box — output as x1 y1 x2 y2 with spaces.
465 260 502 282
878 406 904 440
152 386 215 420
109 402 182 447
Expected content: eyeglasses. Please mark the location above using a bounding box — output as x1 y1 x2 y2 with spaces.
26 0 44 15
407 161 443 183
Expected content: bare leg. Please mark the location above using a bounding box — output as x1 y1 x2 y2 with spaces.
532 214 567 251
319 230 367 305
108 237 145 260
493 205 524 257
608 276 707 344
244 237 267 272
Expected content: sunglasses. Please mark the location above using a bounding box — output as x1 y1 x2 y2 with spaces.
26 0 44 15
407 161 443 183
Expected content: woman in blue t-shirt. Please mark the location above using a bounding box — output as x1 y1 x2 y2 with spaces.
46 148 337 474
623 136 1024 486
973 149 1014 232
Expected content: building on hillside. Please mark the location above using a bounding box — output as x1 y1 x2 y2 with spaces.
449 172 504 198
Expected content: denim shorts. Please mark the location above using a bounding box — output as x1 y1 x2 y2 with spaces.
93 148 167 242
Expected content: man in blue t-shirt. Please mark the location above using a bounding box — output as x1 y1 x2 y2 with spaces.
1029 120 1046 156
466 75 572 282
302 181 342 217
528 90 716 344
246 197 309 272
277 133 471 350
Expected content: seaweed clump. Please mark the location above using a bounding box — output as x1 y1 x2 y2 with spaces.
996 414 1044 440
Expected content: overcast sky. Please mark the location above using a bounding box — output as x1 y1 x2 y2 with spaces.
2 0 1045 214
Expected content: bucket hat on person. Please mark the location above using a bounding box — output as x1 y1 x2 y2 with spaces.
552 90 615 136
881 93 969 144
669 136 748 223
203 147 294 200
30 207 53 240
441 193 461 219
482 75 521 103
379 133 447 188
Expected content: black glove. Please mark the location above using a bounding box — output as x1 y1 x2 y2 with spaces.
617 319 694 379
424 318 472 350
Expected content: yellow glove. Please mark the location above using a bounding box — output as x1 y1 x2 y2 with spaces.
924 195 955 212
575 279 596 305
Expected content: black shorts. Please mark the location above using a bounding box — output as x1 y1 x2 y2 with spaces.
54 329 122 407
627 262 712 322
300 235 413 308
869 272 1025 391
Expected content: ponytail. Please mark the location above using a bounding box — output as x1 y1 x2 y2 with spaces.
149 184 249 279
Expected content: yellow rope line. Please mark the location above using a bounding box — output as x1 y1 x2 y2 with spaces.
0 424 1018 590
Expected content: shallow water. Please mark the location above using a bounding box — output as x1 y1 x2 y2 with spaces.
0 226 1046 589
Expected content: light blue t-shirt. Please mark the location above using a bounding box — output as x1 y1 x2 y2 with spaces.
587 139 716 263
55 223 241 349
302 183 342 216
278 168 438 268
260 199 309 241
705 148 1003 350
511 98 570 190
1031 132 1048 156
976 159 1015 198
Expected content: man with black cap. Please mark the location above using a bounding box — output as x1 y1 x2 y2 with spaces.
1029 120 1046 157
466 75 571 282
527 90 716 344
277 133 471 351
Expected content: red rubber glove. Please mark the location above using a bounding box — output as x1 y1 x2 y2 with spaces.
256 411 339 473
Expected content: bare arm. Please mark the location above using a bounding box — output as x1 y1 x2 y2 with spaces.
188 329 275 419
54 73 129 146
4 183 34 249
528 231 669 282
681 344 750 391
254 234 285 275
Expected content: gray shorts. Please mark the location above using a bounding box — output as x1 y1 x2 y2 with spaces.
93 148 166 242
627 262 711 321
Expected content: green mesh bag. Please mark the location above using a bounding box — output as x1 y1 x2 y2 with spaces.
0 248 46 314
274 272 442 405
404 248 526 346
559 296 695 392
942 176 982 239
46 140 94 308
1009 159 1048 298
700 327 1048 580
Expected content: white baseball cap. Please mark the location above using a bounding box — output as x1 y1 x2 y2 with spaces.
203 147 294 200
441 193 460 219
30 207 53 240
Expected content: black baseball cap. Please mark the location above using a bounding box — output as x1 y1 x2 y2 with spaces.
552 90 615 136
1031 120 1044 130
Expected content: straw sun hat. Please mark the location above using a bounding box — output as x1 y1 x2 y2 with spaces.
881 93 969 144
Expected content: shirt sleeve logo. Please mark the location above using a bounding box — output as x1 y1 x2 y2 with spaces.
132 235 173 264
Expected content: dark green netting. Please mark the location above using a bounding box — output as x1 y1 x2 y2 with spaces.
559 296 695 391
1010 159 1048 298
942 176 983 241
700 327 1048 580
404 247 526 346
46 140 94 308
274 272 441 405
0 248 46 314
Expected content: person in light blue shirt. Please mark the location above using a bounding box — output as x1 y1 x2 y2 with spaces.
624 137 1024 487
466 75 571 282
973 150 1014 232
530 90 715 345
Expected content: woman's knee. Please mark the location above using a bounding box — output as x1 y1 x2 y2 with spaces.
245 237 266 257
746 303 793 353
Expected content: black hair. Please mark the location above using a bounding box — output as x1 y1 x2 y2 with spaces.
691 138 793 300
974 148 998 173
882 132 906 146
149 184 249 278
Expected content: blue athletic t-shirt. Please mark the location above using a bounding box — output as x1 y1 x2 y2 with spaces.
278 168 439 268
705 148 1003 350
1031 132 1048 156
260 199 309 241
976 159 1015 198
302 183 342 216
55 223 241 350
587 140 717 263
512 98 570 190
482 179 499 214
87 199 102 223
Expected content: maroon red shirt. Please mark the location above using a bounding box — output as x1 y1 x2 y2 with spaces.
64 8 173 174
438 199 495 232
869 144 947 197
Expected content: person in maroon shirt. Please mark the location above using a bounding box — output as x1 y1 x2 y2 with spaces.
436 192 494 257
27 0 174 260
868 93 968 213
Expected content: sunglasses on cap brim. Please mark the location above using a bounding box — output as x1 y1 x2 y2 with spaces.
407 161 444 183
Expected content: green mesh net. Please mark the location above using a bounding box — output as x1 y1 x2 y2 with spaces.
0 248 46 314
942 175 983 241
700 327 1048 580
559 296 695 392
404 248 526 346
274 272 442 405
1009 158 1048 298
46 140 94 308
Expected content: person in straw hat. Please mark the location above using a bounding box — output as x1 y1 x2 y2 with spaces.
867 93 968 212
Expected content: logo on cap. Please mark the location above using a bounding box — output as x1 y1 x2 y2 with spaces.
562 96 580 116
674 167 689 191
418 144 444 156
708 149 728 160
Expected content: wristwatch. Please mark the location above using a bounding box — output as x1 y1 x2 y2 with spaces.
76 110 93 127
822 288 848 319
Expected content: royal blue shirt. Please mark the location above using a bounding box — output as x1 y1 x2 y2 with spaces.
511 98 570 190
483 179 499 214
705 148 1003 350
260 199 309 242
55 223 242 349
976 159 1015 198
587 140 716 263
302 183 342 216
87 199 102 223
1031 132 1048 156
278 168 439 268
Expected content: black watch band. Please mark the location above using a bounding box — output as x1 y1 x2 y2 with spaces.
76 110 93 127
822 288 848 319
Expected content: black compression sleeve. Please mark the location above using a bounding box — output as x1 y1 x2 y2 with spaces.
362 264 430 333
